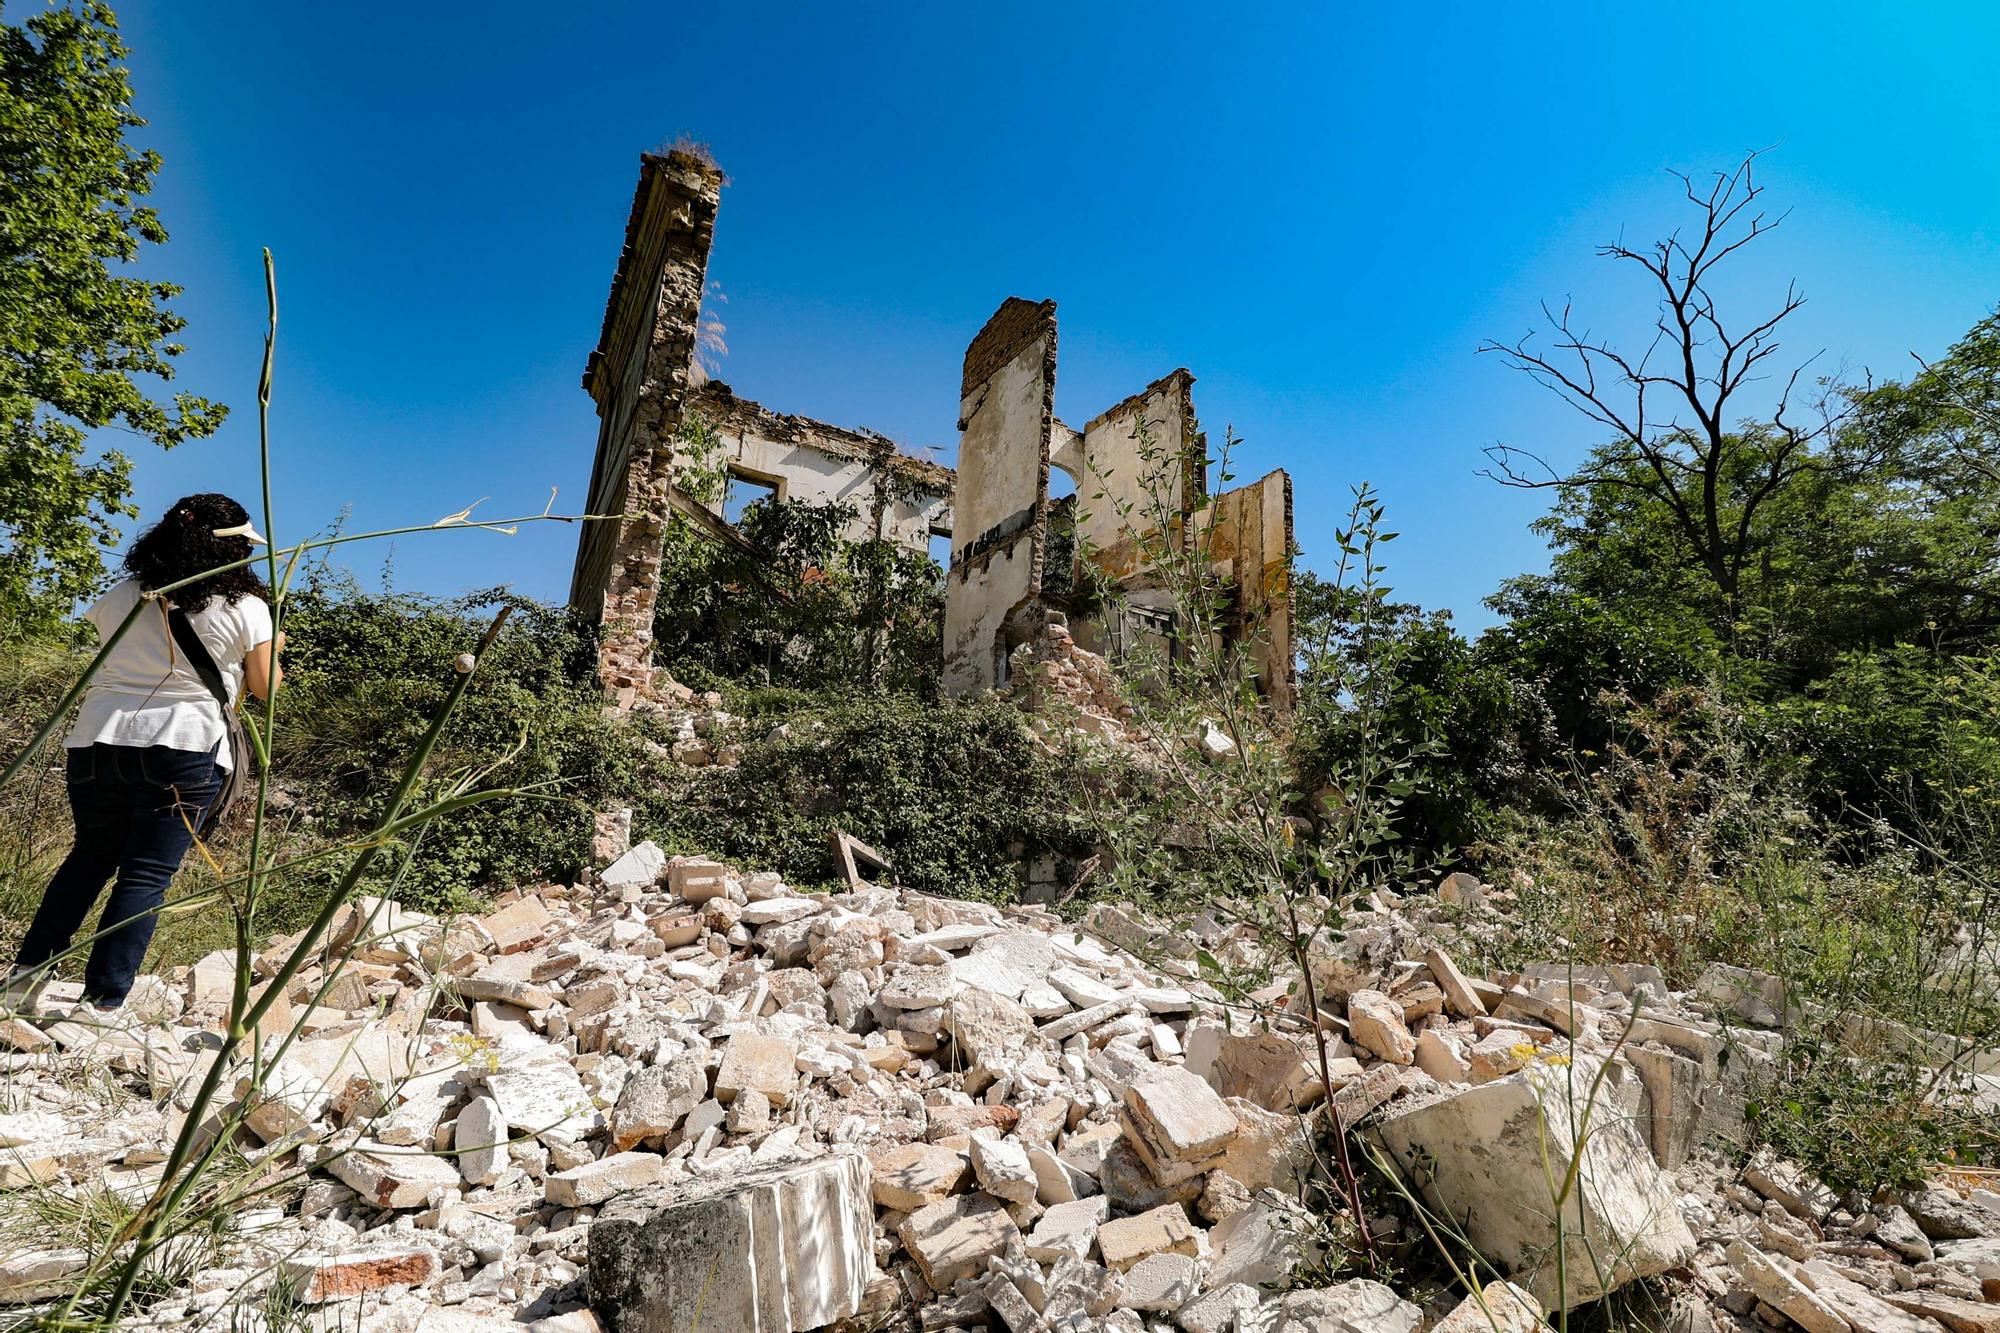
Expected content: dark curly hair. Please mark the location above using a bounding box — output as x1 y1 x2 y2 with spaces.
123 493 269 613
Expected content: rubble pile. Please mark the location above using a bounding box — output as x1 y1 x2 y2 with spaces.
1004 618 1147 748
0 851 1996 1332
620 682 749 771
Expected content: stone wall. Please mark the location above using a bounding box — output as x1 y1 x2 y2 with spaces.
565 161 1292 711
569 149 724 707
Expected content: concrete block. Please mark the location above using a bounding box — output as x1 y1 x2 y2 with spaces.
1370 1056 1695 1309
485 1044 598 1139
1025 1195 1108 1263
599 840 665 889
1725 1241 1846 1333
547 1151 666 1206
968 1134 1039 1204
714 1031 799 1106
590 1152 875 1332
898 1192 1023 1290
1346 989 1415 1064
609 1052 706 1150
455 1093 507 1186
1121 1064 1238 1186
1117 1251 1201 1311
479 895 553 953
1414 1028 1471 1085
1625 1041 1704 1169
1097 1202 1200 1272
868 1141 969 1211
1424 946 1489 1019
668 859 732 904
326 1141 462 1209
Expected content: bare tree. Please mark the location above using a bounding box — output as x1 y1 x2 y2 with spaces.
1480 153 1860 622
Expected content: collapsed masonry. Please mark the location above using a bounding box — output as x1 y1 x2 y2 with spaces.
569 149 1294 710
10 847 1998 1330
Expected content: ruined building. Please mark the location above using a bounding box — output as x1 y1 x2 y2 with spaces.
570 148 1293 709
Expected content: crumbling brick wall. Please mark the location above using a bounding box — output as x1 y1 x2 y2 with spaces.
569 150 723 707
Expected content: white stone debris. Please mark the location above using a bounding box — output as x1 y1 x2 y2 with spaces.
0 843 1991 1333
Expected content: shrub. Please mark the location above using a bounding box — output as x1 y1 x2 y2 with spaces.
1478 686 2000 1191
637 693 1089 900
0 634 95 953
1766 644 2000 839
269 572 652 917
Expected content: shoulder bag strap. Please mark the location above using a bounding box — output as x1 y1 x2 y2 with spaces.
165 605 232 713
165 603 250 837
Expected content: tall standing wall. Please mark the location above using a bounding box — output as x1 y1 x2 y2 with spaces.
569 149 724 707
939 298 1059 695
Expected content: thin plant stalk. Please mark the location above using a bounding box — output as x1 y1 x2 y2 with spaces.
88 608 513 1324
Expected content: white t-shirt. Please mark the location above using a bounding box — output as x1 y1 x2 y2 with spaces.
66 579 275 770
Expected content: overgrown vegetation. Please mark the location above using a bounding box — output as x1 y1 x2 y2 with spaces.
640 693 1088 900
651 412 947 696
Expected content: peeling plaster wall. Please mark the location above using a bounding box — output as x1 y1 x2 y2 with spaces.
1073 467 1295 708
941 298 1056 696
690 384 953 553
1073 369 1201 559
1208 469 1296 709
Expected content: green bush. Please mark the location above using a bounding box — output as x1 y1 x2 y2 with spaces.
1292 569 1558 862
1764 644 2000 837
637 693 1091 900
272 572 652 917
0 635 95 954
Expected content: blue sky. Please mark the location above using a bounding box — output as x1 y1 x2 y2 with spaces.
103 3 2000 631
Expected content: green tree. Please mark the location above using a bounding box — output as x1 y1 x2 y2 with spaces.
1292 567 1555 860
1484 309 2000 835
0 1 224 640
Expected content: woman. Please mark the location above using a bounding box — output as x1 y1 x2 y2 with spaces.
8 494 283 1014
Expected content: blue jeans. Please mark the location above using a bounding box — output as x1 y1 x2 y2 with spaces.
13 743 220 1007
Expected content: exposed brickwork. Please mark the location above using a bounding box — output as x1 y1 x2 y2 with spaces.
960 297 1058 407
570 150 724 708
